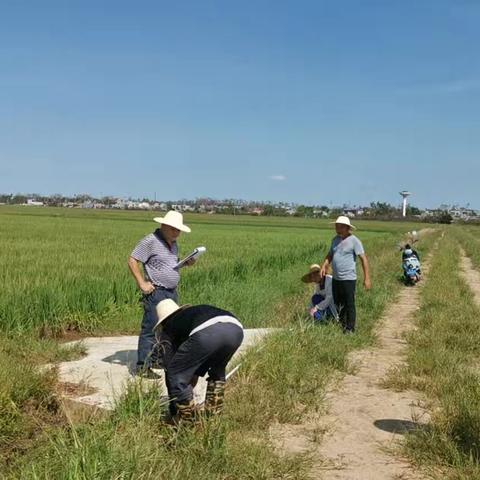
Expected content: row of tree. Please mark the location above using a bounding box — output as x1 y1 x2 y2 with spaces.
0 193 455 223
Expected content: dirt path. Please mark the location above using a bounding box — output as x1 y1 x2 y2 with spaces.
309 255 434 479
460 249 480 307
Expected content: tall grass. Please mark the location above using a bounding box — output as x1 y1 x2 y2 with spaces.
451 225 480 271
386 233 480 478
0 335 83 468
8 385 308 480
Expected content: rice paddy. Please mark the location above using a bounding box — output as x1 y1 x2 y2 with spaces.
0 206 421 334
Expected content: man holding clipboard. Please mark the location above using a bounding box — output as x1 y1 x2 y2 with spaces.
128 210 197 378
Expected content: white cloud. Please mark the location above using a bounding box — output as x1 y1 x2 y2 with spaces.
269 174 286 181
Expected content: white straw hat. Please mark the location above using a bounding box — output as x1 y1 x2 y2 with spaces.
154 299 191 330
153 210 191 233
331 215 356 230
301 264 322 283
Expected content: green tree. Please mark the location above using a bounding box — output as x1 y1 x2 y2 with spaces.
435 211 453 224
406 205 422 216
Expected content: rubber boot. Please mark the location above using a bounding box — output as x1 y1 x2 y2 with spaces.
175 399 197 424
204 380 226 417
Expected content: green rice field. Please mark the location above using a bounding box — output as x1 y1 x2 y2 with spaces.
0 206 423 334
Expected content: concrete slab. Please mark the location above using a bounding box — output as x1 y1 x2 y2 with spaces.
57 328 274 410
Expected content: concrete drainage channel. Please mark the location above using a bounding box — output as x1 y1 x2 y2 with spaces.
57 328 275 412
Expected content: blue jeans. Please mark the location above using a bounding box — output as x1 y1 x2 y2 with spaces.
137 287 178 368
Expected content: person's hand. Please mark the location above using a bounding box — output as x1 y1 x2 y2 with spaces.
140 281 155 295
319 265 327 277
185 258 196 267
364 278 372 290
309 307 317 317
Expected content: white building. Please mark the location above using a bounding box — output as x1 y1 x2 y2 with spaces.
26 199 44 206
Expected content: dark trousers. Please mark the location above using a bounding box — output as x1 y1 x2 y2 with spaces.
332 279 357 332
137 287 178 368
166 322 244 406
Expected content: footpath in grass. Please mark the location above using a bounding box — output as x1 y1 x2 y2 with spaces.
460 251 480 307
452 225 480 306
387 231 480 479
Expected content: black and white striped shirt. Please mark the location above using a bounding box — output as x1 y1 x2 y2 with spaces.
131 229 180 289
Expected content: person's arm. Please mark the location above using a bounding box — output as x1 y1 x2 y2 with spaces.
315 290 332 311
128 256 155 294
320 251 333 277
359 254 371 290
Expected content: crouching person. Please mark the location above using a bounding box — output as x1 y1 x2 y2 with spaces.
153 299 244 423
302 264 338 322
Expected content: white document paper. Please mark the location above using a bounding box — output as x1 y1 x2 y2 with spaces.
174 246 207 270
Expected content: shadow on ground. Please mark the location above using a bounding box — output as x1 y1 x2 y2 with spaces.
374 419 428 435
102 350 137 375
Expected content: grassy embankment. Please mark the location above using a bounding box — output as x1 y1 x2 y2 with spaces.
0 207 432 478
385 227 480 479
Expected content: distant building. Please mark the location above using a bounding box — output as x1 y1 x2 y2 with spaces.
137 202 151 210
250 207 264 215
343 207 364 217
450 207 479 221
172 204 194 212
112 199 127 209
26 199 44 206
313 209 329 217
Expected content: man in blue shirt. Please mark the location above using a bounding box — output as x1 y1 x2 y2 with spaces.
320 216 371 333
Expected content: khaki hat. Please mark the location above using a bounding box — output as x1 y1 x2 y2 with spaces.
154 299 191 330
301 264 322 283
331 215 356 230
154 210 191 233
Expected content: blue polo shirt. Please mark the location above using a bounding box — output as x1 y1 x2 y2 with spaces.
329 234 365 281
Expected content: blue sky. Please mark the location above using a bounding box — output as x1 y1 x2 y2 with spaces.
0 1 479 208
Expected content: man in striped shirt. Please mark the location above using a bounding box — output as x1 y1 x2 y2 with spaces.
128 211 194 377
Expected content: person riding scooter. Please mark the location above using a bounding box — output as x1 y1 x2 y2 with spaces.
402 244 421 284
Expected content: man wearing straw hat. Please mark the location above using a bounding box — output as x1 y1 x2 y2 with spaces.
154 299 244 423
128 210 194 377
320 216 371 334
